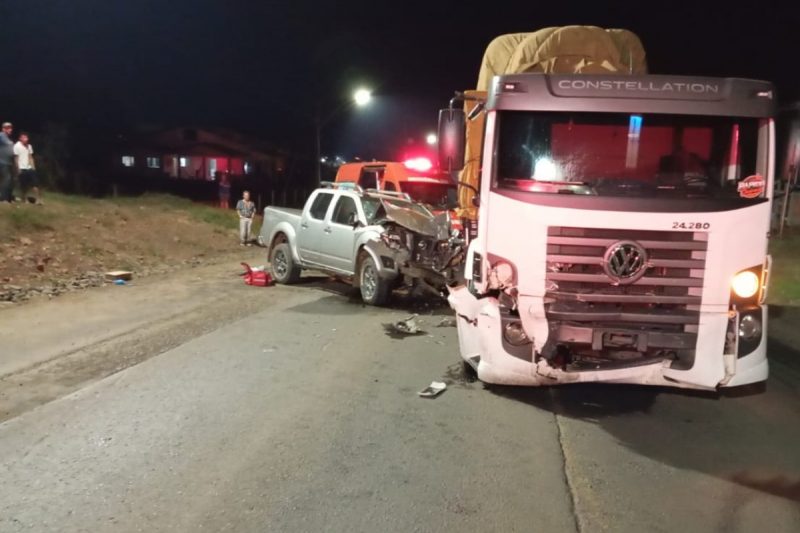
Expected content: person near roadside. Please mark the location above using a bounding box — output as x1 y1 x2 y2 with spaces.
217 171 231 208
0 122 15 203
236 190 256 246
14 132 41 204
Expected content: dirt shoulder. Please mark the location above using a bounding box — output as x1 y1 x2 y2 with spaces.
0 193 262 304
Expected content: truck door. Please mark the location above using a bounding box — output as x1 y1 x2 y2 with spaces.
297 191 335 264
317 194 362 273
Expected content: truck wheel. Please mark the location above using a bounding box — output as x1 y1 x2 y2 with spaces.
359 254 391 306
270 243 301 284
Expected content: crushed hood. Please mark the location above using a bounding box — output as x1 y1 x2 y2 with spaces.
381 199 451 240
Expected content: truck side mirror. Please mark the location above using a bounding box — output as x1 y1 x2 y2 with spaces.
438 108 466 172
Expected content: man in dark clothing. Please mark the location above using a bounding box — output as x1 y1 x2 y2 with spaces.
0 122 15 203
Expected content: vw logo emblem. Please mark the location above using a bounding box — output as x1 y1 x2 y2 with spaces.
602 241 648 284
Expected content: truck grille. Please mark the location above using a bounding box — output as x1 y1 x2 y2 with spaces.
544 226 707 368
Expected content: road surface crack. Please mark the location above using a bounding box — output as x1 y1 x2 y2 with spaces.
550 389 583 533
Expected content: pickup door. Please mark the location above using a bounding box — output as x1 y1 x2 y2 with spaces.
316 194 363 273
296 191 335 264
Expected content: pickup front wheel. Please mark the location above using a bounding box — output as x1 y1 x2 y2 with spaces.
270 243 301 284
359 254 391 306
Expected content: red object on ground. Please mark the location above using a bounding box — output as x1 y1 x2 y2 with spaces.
241 263 273 287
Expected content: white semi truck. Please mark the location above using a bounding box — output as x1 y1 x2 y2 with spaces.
438 70 775 390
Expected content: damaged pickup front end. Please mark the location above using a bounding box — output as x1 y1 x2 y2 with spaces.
363 197 466 297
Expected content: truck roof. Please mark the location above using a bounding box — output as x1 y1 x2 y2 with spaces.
335 161 453 184
488 74 775 118
335 161 406 182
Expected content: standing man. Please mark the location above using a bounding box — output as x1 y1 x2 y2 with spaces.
236 190 256 246
0 122 14 203
217 171 231 208
14 132 41 204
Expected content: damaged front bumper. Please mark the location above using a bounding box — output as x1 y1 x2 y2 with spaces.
361 239 403 280
364 217 465 295
447 285 767 389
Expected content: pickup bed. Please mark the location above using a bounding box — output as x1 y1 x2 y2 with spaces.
258 187 464 305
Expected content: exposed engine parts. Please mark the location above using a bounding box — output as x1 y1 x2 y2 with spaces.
376 221 465 297
380 222 465 280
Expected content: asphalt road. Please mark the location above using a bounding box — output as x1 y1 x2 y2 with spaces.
1 279 799 532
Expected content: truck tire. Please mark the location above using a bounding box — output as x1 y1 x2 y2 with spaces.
270 243 301 284
359 254 391 306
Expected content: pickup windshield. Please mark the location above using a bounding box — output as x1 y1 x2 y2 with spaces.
361 196 433 225
495 111 765 200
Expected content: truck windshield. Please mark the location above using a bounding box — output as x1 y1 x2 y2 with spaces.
400 182 458 209
495 111 765 200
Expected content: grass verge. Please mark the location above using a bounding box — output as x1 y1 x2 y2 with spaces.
769 229 800 306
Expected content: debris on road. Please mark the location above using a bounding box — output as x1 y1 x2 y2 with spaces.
113 279 127 286
384 314 426 338
396 315 421 334
436 317 457 328
105 270 133 282
418 381 447 398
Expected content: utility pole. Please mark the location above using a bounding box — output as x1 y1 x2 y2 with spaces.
315 113 322 187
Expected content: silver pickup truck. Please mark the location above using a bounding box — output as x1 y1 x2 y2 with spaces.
259 186 465 305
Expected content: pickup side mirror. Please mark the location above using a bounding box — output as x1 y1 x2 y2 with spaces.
438 108 466 172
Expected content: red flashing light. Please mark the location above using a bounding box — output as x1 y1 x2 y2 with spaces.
403 157 433 172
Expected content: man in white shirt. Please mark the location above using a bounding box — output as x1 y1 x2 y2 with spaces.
14 132 41 205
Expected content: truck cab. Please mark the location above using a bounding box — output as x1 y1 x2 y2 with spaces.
442 74 776 391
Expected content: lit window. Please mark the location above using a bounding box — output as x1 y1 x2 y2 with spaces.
179 157 188 168
147 157 160 169
121 156 135 167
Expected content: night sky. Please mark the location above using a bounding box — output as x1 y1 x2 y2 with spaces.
1 0 798 161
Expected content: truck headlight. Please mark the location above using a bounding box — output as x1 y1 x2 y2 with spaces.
732 270 760 299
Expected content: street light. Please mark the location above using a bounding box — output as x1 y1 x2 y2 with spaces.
426 132 438 145
353 88 372 107
315 87 373 185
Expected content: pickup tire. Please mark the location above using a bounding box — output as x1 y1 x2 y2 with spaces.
270 243 301 284
359 254 391 306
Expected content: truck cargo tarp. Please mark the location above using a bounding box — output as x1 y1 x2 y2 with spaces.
459 26 647 219
476 26 647 91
